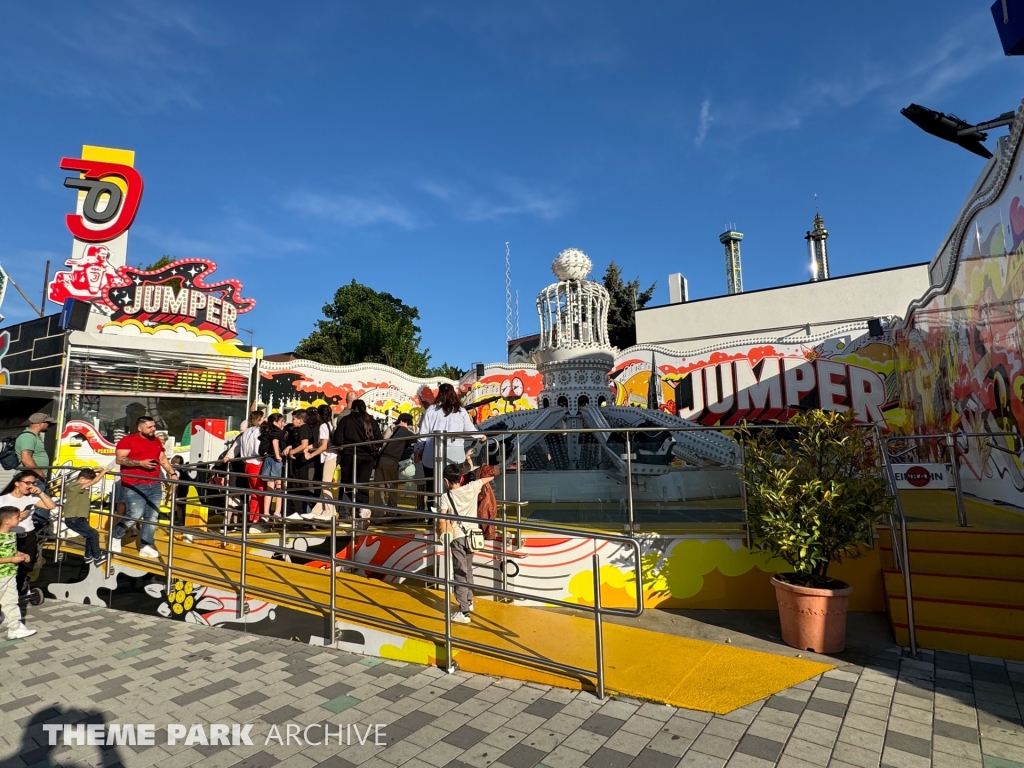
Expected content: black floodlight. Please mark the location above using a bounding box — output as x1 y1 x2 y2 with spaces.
901 104 1016 159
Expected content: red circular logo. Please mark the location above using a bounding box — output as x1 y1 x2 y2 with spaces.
904 466 931 488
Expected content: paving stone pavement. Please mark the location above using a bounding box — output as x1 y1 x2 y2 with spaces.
2 601 1024 768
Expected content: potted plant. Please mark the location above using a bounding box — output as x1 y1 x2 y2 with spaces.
741 410 893 653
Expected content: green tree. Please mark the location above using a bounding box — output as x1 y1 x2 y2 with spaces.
296 280 433 376
602 262 655 349
138 255 182 292
139 255 175 271
427 362 466 380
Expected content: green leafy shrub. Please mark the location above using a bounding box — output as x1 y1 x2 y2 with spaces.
741 410 894 588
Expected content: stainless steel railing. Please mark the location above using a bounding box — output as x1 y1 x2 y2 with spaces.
36 462 642 698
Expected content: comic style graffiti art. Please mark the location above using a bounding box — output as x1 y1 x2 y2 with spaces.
609 335 901 430
893 108 1024 504
259 360 455 418
460 368 542 422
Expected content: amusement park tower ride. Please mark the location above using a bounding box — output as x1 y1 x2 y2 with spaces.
805 211 830 281
720 229 744 295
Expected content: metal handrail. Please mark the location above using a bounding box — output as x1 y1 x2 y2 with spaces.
875 426 918 656
40 465 643 695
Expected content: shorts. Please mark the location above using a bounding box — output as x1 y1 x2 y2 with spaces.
261 457 283 478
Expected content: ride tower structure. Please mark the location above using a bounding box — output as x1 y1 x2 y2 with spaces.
477 248 738 491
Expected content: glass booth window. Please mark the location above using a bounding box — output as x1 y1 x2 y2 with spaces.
63 394 246 448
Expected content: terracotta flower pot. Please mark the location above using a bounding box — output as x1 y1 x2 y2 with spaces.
771 574 853 654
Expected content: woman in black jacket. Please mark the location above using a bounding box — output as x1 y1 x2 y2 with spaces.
335 399 382 523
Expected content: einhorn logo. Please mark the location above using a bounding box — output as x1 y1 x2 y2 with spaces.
904 466 932 488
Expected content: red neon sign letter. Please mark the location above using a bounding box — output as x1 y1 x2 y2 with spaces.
60 157 144 243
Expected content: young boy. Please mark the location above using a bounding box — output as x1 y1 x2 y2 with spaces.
62 468 107 566
0 507 36 639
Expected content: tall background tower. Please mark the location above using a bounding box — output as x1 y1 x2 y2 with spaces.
720 228 744 295
805 211 830 281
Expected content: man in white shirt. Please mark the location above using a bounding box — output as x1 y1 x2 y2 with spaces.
437 460 495 625
238 411 265 522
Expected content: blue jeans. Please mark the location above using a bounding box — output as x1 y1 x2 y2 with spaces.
64 517 101 561
113 482 163 546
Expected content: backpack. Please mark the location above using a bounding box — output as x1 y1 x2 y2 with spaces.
0 435 18 471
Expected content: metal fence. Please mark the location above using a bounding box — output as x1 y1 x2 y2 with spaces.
24 419 990 672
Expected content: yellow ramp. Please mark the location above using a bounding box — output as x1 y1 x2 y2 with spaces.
64 535 831 714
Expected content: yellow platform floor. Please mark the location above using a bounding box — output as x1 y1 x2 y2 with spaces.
896 489 1024 531
52 531 831 714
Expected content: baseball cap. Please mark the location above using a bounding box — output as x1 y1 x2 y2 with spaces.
27 413 57 425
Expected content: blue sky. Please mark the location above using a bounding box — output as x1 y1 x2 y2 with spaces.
0 2 1020 366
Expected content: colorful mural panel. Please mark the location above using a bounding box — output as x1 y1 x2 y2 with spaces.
894 111 1024 504
609 337 903 430
327 530 884 612
258 360 543 423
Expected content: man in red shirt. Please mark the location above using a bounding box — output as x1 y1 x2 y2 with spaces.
111 416 177 558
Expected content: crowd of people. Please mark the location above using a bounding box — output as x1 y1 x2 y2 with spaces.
0 384 496 639
228 384 484 532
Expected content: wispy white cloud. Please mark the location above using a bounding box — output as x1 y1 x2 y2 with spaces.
0 2 219 113
695 100 712 147
132 218 310 262
285 191 418 229
421 179 571 222
707 11 1003 145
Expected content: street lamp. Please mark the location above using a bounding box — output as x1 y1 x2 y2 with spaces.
900 103 1015 159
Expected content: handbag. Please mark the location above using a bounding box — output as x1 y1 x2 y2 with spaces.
447 491 486 552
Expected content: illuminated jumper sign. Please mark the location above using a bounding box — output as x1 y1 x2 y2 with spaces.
101 258 256 340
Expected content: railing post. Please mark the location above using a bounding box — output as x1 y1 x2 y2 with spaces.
592 552 605 700
514 438 522 549
947 433 968 527
237 497 248 620
53 473 67 563
329 515 337 647
738 431 752 550
105 477 117 578
624 433 635 537
166 482 177 594
442 534 455 674
351 447 358 548
876 427 917 656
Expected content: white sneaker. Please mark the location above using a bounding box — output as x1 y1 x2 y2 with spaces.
183 534 194 543
8 624 36 640
286 513 304 520
139 545 160 558
468 603 474 613
109 537 122 554
451 612 471 625
358 508 371 519
299 512 316 520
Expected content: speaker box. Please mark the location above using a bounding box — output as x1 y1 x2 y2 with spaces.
475 363 486 378
60 298 91 331
867 318 884 338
